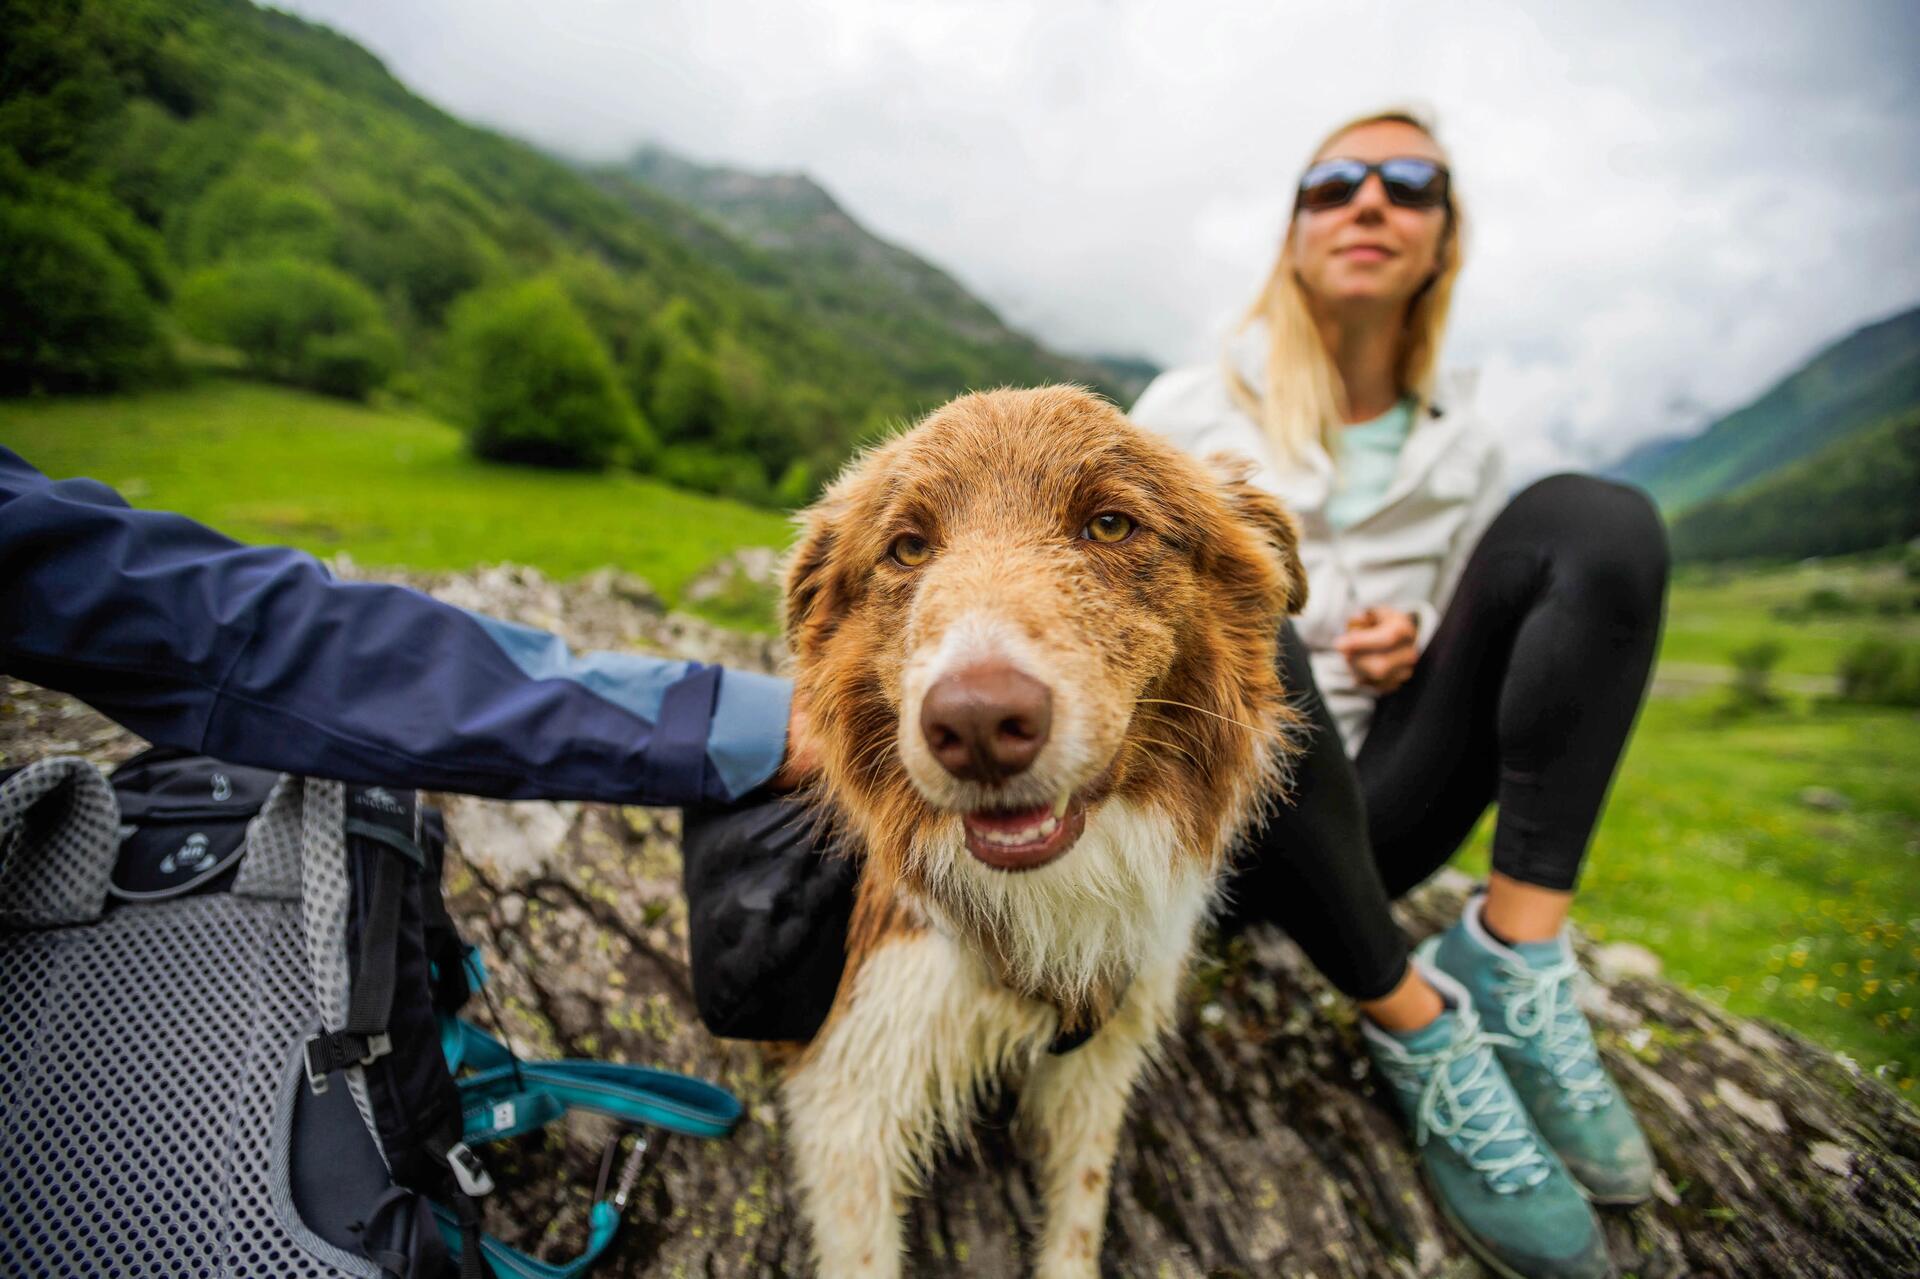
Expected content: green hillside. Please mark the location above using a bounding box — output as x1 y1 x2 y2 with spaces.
0 0 1117 505
1610 304 1920 512
1668 410 1920 562
613 146 1151 402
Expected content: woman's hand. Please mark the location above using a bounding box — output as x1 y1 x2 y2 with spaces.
772 696 821 790
1336 606 1419 694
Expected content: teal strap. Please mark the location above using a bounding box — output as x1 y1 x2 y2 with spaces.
448 1020 743 1140
430 1201 619 1279
461 1084 565 1143
463 946 490 992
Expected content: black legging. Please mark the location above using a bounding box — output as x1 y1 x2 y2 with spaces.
1220 473 1669 1000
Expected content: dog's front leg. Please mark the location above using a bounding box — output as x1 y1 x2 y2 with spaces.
1015 979 1172 1279
782 931 973 1278
782 1064 918 1279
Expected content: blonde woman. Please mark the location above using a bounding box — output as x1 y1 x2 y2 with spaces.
1132 109 1665 1279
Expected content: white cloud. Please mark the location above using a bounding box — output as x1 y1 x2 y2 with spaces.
279 0 1920 476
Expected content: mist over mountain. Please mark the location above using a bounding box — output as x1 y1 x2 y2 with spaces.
1609 305 1920 515
1606 304 1920 562
613 145 1158 403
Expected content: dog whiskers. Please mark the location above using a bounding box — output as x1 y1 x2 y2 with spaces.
842 734 901 780
1129 735 1200 768
1133 696 1281 738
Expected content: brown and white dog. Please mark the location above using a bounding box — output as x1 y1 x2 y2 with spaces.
781 386 1305 1277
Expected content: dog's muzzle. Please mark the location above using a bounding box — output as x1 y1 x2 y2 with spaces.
919 661 1051 784
916 660 1091 872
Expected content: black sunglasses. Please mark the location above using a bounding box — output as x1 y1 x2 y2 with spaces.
1295 157 1450 213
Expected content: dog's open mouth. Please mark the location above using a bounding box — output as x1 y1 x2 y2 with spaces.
961 793 1087 871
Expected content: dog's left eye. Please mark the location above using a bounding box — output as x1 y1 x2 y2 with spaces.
890 535 932 567
1082 513 1135 544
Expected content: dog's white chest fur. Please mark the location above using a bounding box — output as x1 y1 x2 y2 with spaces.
782 803 1215 1278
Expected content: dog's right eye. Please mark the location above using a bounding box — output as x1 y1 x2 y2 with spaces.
890 535 932 567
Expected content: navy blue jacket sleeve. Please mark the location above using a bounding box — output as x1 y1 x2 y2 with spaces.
0 446 790 805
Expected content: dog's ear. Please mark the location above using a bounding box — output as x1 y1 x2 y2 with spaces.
1204 452 1308 616
783 495 848 660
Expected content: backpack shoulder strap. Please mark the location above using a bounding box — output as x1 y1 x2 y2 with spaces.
0 756 118 927
304 785 424 1093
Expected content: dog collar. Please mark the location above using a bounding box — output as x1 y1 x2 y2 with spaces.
1046 974 1132 1056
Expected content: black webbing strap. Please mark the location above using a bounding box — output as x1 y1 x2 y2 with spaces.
305 787 420 1094
451 1189 489 1279
428 1129 497 1279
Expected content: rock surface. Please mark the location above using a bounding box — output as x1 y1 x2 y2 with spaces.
4 563 1916 1279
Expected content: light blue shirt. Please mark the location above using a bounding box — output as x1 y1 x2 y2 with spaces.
1326 397 1415 530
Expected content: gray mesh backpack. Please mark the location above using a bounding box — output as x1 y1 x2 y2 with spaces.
0 749 741 1279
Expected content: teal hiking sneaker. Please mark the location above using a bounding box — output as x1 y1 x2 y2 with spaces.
1422 894 1655 1206
1363 962 1613 1279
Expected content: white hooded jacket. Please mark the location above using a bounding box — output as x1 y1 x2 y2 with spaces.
1130 330 1506 753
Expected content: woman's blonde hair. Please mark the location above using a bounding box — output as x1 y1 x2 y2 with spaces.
1227 107 1467 463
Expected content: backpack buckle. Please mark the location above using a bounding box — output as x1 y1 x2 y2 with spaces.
303 1029 394 1094
446 1141 495 1197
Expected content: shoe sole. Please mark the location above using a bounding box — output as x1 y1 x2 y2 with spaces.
1578 1183 1652 1208
1421 1167 1616 1279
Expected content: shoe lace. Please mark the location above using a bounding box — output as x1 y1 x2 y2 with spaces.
1387 1018 1553 1194
1501 958 1612 1112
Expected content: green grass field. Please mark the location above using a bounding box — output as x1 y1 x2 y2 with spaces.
1 378 794 609
7 378 1917 1092
1661 558 1920 677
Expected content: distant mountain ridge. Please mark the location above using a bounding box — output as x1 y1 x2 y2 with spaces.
614 145 1159 403
1666 409 1920 562
1608 304 1920 513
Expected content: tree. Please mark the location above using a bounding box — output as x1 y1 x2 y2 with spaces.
0 202 169 395
445 277 655 469
175 256 399 399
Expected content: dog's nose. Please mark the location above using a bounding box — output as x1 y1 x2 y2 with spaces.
921 662 1052 783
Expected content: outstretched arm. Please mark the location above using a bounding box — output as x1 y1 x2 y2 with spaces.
0 446 791 806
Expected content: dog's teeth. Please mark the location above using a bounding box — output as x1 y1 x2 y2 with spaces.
1036 816 1057 836
1052 792 1070 819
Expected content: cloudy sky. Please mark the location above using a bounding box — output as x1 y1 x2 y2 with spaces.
282 0 1920 476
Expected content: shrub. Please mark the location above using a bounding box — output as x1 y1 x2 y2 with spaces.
1726 639 1784 712
1803 587 1854 615
654 445 768 504
1836 638 1920 708
773 459 816 510
175 256 398 399
445 278 654 469
0 201 170 394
